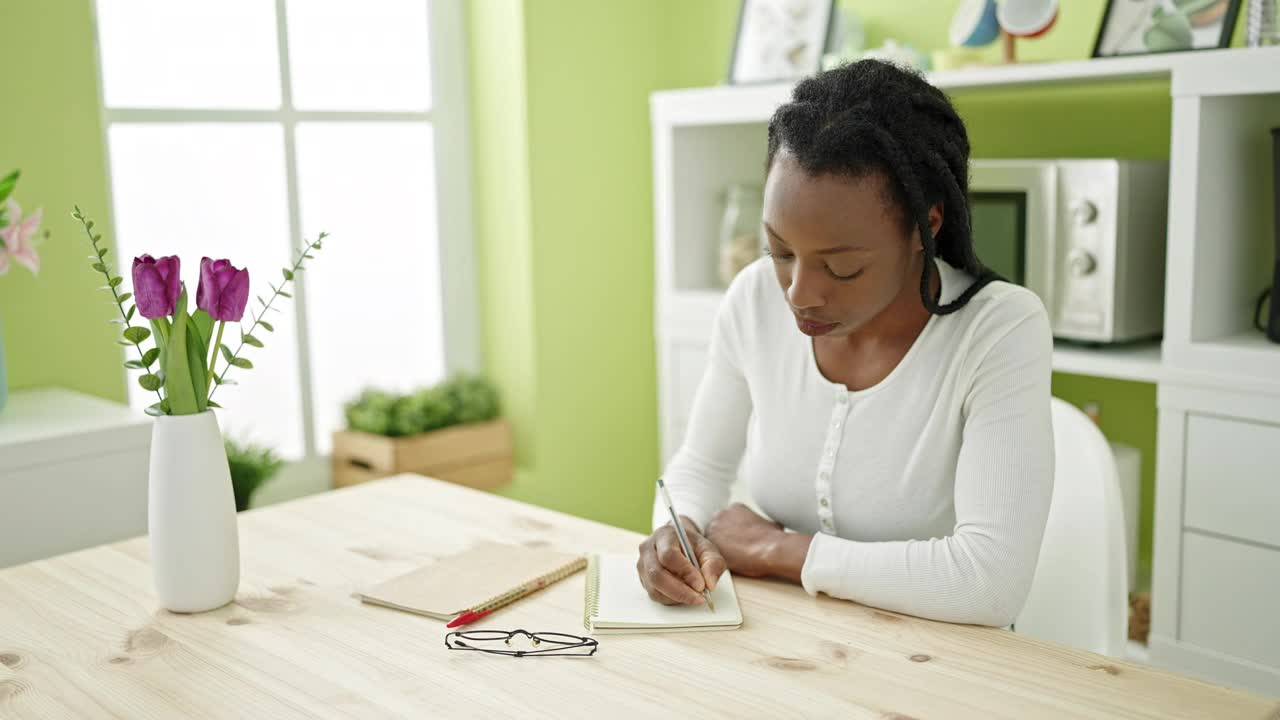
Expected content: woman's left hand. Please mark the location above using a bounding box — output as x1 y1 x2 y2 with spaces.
705 503 786 578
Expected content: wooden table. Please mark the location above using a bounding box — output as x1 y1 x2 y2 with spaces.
1 475 1276 719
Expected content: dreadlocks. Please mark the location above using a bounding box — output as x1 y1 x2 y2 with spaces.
766 59 997 315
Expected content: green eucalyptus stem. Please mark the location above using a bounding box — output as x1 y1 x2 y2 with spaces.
73 207 164 406
209 231 328 401
208 320 226 387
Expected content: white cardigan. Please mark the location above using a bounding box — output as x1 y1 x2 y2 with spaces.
653 257 1054 627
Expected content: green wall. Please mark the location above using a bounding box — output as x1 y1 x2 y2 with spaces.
0 0 124 402
656 0 742 89
467 0 539 473
518 2 665 528
469 0 671 530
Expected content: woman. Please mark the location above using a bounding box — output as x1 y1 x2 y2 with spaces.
637 60 1054 627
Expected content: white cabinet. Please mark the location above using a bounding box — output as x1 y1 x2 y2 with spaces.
1180 532 1280 670
1184 414 1280 548
1148 58 1280 696
1152 383 1280 696
0 388 151 568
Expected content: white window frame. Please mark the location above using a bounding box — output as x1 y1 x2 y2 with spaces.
90 0 479 458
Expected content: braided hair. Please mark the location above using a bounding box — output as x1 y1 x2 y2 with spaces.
766 59 998 315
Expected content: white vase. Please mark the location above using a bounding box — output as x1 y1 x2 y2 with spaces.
149 410 240 613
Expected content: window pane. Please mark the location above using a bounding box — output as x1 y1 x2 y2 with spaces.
107 124 305 458
295 122 445 453
96 0 281 109
285 0 431 111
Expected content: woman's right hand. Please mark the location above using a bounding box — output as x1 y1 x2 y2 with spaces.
636 516 727 605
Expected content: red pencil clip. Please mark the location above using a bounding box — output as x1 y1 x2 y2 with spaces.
446 608 493 628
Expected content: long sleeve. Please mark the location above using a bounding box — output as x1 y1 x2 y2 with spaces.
652 279 754 533
799 307 1055 627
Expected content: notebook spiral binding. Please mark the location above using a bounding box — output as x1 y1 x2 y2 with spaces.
473 556 588 614
583 555 601 632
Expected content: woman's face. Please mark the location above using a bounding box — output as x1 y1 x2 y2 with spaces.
762 150 942 338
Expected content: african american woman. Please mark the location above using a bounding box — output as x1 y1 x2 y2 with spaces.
637 60 1054 627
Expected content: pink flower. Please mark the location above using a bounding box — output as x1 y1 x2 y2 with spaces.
132 255 182 318
0 199 42 275
197 257 250 322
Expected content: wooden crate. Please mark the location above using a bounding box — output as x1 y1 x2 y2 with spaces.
331 419 513 491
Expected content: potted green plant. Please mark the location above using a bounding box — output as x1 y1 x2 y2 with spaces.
225 437 285 512
332 375 511 490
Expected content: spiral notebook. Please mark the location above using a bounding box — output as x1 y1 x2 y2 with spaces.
584 553 743 634
358 541 586 621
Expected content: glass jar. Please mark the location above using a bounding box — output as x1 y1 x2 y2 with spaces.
718 183 764 288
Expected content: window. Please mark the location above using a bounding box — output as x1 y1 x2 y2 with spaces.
93 0 477 459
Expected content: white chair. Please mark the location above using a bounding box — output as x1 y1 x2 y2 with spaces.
1013 397 1129 657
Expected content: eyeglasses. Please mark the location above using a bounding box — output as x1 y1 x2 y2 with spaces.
444 629 599 658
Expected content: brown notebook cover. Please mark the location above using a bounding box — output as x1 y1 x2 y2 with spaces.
357 541 586 621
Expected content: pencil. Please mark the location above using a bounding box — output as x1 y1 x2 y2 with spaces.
656 478 716 612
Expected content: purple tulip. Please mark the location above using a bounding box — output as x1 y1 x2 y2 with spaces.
197 257 250 322
132 255 182 318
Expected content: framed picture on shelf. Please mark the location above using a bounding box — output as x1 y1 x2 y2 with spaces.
1092 0 1242 57
729 0 835 84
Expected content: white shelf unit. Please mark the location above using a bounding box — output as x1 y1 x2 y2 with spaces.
651 45 1280 128
1163 90 1280 386
651 46 1280 695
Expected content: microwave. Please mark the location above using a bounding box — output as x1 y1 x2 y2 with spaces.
969 159 1169 343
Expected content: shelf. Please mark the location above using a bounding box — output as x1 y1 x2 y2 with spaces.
931 46 1280 97
666 288 728 303
651 47 1280 129
1199 331 1280 353
929 53 1176 91
1052 342 1163 384
1176 332 1280 389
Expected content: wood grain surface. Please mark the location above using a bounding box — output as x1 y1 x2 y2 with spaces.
1 474 1276 719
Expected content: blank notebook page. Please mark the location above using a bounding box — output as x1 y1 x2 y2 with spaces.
585 553 743 633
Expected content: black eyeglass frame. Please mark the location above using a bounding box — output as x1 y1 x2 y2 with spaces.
444 628 599 658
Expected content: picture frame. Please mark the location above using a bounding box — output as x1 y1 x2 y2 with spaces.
1092 0 1242 58
728 0 836 85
